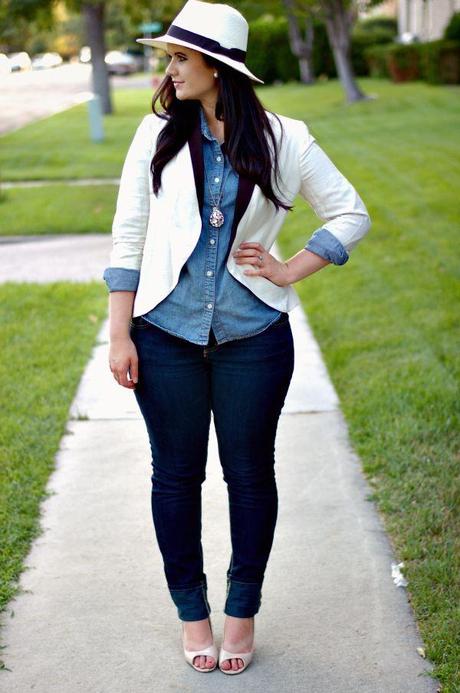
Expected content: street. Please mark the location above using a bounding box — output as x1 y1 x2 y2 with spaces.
0 63 154 135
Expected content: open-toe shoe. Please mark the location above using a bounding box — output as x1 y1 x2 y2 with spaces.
218 644 255 674
182 617 218 673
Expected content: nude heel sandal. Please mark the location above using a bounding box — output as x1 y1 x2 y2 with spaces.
182 617 218 673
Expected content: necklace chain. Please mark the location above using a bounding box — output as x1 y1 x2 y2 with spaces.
204 153 231 228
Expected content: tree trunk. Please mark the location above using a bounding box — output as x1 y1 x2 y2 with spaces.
283 0 315 84
322 0 366 102
82 2 112 114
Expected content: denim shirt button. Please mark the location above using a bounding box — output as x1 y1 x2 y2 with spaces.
207 303 213 309
206 270 213 277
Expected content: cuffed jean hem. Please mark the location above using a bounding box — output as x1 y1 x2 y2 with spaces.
224 579 262 618
169 577 211 621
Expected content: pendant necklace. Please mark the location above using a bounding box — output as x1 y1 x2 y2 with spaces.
210 205 224 228
204 161 231 229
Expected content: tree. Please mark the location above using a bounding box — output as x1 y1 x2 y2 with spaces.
70 0 151 115
81 1 112 113
320 0 366 101
0 0 55 52
282 0 315 84
231 0 384 101
79 0 156 114
286 0 386 101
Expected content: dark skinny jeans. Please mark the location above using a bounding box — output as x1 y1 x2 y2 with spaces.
129 311 295 621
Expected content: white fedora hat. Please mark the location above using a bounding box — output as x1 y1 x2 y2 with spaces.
136 0 264 84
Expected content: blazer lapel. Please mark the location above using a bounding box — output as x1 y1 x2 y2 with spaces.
227 169 254 260
188 114 204 215
187 115 255 259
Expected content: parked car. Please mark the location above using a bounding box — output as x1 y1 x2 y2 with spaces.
31 52 63 70
0 53 12 75
8 51 31 71
79 46 91 64
105 50 138 75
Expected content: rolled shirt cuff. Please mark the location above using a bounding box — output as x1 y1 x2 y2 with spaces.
305 227 349 266
103 267 140 292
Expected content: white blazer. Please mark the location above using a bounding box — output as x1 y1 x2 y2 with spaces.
109 110 371 317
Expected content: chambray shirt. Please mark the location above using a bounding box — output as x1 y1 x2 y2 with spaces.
103 107 349 346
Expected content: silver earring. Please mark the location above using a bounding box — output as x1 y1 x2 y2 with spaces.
214 72 218 78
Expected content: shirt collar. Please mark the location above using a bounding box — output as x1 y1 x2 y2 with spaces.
200 106 225 147
199 107 228 157
199 106 215 142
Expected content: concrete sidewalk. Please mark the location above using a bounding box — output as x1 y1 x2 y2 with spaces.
0 238 439 692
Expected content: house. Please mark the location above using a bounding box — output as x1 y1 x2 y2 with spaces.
359 0 460 42
398 0 460 41
359 0 397 20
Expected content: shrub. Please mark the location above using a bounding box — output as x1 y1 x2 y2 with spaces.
356 15 398 35
386 43 421 82
247 17 298 84
351 28 395 75
363 39 460 85
419 39 460 84
363 43 392 79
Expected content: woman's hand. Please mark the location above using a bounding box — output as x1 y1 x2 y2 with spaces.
232 242 291 287
109 337 139 389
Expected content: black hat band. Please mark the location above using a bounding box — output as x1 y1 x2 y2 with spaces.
166 24 247 63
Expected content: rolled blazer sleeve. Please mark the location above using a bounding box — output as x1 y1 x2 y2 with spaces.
107 115 154 272
298 122 371 261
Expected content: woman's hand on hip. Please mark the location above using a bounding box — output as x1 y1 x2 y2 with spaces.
109 337 139 389
232 242 291 287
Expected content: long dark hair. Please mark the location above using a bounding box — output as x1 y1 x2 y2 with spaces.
150 54 293 212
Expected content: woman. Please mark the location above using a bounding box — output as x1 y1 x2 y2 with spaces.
103 0 371 676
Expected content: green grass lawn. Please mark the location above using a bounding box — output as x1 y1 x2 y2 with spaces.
0 89 153 181
0 284 107 637
267 81 459 691
0 78 459 689
0 185 117 236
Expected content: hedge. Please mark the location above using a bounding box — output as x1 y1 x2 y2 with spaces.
363 43 392 79
364 39 460 84
246 16 299 83
351 28 396 76
419 39 460 84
